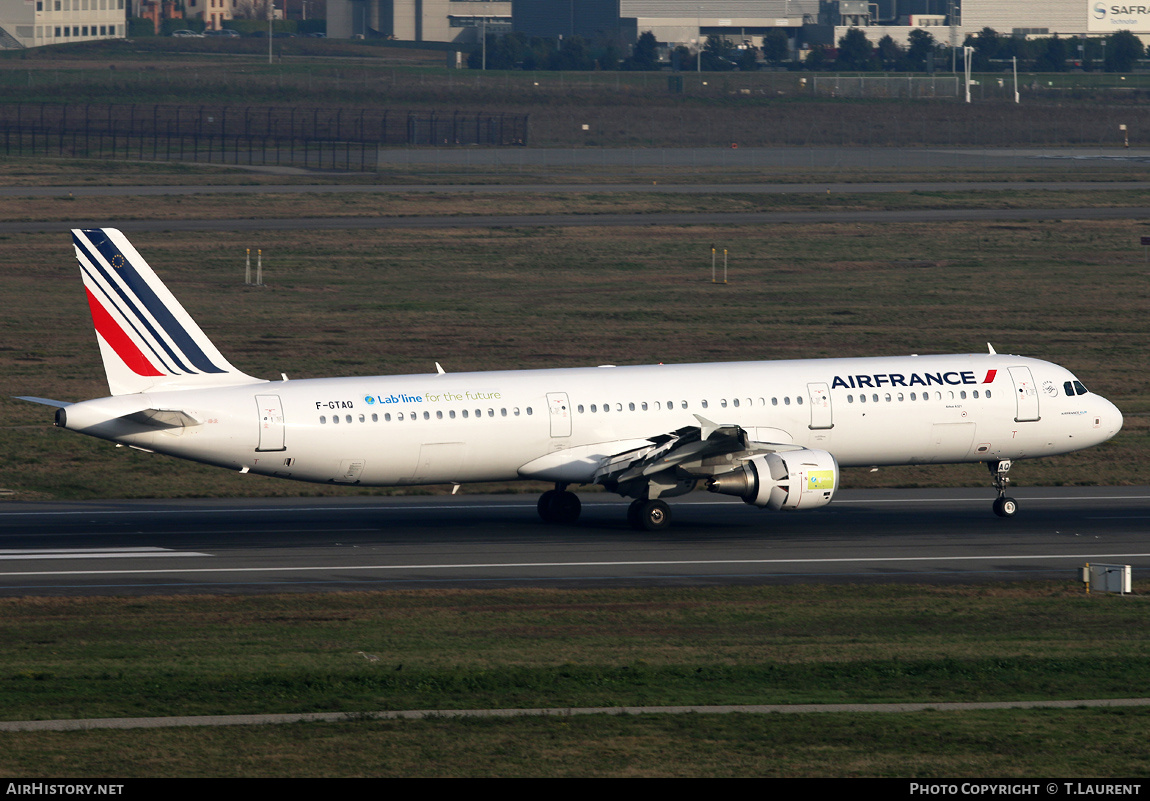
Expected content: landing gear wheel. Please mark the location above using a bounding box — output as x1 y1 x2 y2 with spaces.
629 499 671 532
537 490 558 522
992 496 1018 518
538 489 581 524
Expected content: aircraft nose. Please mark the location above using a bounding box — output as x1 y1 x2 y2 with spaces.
1099 396 1123 438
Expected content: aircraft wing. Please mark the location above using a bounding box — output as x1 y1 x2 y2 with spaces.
593 414 801 488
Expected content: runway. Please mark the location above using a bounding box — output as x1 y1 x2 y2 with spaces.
1 487 1147 596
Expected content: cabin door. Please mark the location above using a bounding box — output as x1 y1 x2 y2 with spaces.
547 392 572 437
255 394 286 452
1008 366 1041 422
807 383 833 430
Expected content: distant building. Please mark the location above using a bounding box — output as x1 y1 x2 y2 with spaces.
328 0 511 42
320 1 1150 51
0 0 126 48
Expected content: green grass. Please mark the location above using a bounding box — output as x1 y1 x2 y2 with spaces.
0 583 1148 776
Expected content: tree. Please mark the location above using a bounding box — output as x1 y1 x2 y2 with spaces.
966 27 1001 71
736 45 759 72
1034 35 1068 72
700 36 738 70
836 28 874 71
625 31 660 70
1105 29 1144 72
804 45 828 71
906 28 936 71
761 29 790 67
876 35 903 71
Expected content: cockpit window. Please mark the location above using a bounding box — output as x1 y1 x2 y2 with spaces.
1074 380 1088 396
1065 380 1089 396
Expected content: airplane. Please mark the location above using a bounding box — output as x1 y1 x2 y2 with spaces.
16 228 1124 531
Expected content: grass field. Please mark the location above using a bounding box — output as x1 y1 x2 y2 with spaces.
2 180 1147 498
1 583 1148 777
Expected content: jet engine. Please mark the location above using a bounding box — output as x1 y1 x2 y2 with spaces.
705 449 838 511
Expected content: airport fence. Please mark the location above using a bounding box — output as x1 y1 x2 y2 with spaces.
0 103 530 170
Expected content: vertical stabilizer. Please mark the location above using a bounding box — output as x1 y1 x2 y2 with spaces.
73 228 264 395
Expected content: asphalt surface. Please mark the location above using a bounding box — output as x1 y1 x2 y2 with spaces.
2 488 1147 596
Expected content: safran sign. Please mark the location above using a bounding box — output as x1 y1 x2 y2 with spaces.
1090 2 1150 31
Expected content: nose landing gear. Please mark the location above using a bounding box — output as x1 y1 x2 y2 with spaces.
988 460 1018 518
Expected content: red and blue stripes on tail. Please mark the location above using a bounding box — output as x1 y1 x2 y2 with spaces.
73 228 262 395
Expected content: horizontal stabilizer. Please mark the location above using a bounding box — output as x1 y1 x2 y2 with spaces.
13 396 73 408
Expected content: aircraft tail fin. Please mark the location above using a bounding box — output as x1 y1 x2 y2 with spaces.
72 228 264 396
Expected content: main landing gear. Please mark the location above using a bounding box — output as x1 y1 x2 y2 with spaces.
988 460 1018 518
536 485 672 531
537 485 581 524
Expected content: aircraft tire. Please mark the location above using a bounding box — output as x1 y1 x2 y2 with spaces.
631 499 671 532
993 496 1018 518
550 491 581 524
539 490 580 524
537 490 558 523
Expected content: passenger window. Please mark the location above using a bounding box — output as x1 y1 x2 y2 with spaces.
784 397 791 406
700 400 708 409
320 415 327 424
733 398 740 408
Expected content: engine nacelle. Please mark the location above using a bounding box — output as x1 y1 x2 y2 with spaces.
705 449 838 511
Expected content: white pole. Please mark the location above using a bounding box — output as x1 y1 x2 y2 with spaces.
1013 57 1019 103
245 248 251 285
723 249 728 284
711 247 716 282
257 249 263 286
963 46 972 103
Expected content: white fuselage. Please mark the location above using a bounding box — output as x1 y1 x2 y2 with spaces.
60 353 1123 488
